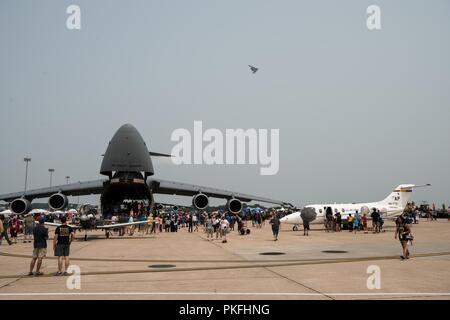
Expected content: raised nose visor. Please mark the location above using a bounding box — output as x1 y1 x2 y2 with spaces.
100 124 154 178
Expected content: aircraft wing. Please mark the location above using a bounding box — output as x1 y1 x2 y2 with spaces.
96 221 147 229
0 179 107 202
149 178 291 206
44 222 82 230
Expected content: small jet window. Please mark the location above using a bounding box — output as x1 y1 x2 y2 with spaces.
334 208 338 213
342 208 345 213
319 209 323 214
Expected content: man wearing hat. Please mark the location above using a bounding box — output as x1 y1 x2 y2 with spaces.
28 216 48 276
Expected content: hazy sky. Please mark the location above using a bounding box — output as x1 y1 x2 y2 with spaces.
1 0 449 207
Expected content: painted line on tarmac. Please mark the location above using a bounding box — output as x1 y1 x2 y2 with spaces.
0 292 449 297
1 251 449 264
0 251 449 279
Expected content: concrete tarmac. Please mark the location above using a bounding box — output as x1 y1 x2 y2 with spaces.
0 219 449 300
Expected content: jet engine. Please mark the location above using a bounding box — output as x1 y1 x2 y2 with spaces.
360 206 370 215
192 193 209 210
300 207 317 224
226 198 243 214
10 198 32 215
48 193 68 211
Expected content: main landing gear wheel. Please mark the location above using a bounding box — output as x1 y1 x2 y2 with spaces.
106 231 110 239
84 233 88 241
293 225 299 231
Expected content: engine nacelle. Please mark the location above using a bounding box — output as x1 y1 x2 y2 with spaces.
192 193 209 210
227 198 243 214
360 206 370 215
10 198 32 215
300 207 317 224
48 193 68 211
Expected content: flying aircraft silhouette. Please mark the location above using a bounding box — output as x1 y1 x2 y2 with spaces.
248 65 258 74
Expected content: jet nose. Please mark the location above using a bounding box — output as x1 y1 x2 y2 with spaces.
280 216 288 223
100 124 154 177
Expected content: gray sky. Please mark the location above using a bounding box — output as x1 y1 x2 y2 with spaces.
1 0 449 207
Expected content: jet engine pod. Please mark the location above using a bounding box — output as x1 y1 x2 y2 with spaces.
192 193 209 210
10 198 32 215
172 206 179 211
227 198 243 214
360 206 370 215
157 204 164 210
300 207 317 224
48 193 68 211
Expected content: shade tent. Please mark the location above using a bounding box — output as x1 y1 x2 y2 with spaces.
51 210 66 215
30 209 48 214
0 209 12 217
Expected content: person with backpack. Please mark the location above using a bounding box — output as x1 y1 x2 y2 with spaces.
395 215 413 260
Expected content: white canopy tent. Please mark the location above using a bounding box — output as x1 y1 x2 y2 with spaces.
0 209 12 217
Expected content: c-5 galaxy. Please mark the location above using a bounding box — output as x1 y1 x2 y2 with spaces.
0 124 290 231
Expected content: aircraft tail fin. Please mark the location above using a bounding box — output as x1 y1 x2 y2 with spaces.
381 184 431 209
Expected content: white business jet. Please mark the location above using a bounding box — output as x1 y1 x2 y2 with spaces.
280 184 431 230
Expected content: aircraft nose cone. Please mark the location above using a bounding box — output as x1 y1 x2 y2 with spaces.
280 216 287 223
100 124 154 176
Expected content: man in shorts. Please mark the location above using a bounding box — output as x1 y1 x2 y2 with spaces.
23 213 36 243
29 217 48 276
53 216 74 276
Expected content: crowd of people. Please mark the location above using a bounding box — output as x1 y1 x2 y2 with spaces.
322 208 385 234
1 200 448 276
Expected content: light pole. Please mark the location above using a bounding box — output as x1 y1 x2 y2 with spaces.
66 176 70 185
48 168 55 187
23 158 31 193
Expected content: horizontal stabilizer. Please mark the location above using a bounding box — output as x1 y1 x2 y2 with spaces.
149 152 173 157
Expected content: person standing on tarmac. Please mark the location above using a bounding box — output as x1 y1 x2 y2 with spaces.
28 217 48 276
270 213 281 241
303 220 310 236
395 214 413 260
0 214 12 245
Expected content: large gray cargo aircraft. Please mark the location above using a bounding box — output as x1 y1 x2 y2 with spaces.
0 124 291 218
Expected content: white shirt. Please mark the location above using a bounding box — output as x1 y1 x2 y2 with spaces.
220 219 229 230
